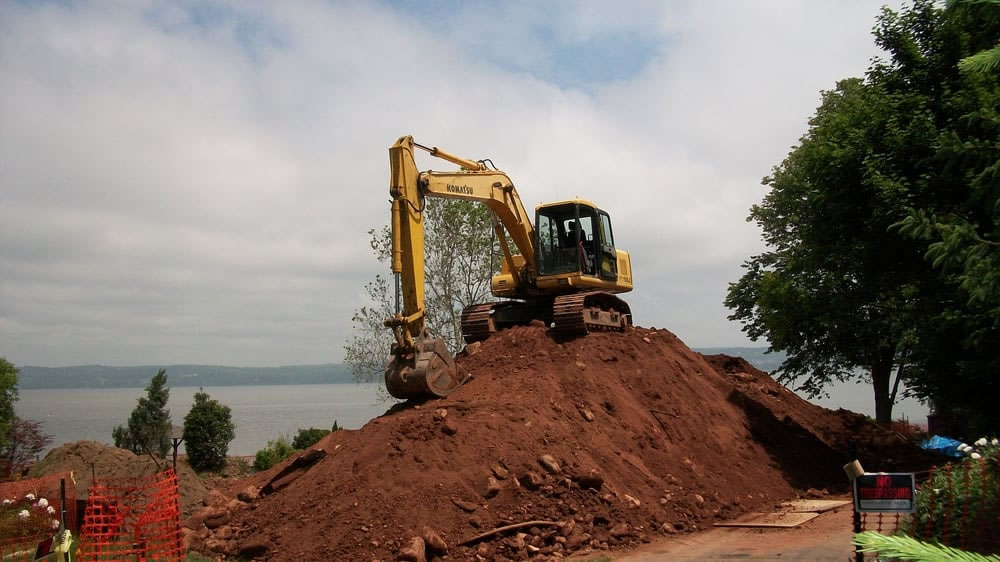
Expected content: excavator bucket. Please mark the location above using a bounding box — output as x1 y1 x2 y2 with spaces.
385 332 467 400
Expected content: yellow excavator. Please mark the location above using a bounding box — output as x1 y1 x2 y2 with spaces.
384 136 634 400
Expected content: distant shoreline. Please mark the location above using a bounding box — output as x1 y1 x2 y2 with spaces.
17 363 358 389
15 348 780 389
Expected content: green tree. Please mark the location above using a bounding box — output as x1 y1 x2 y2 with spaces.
182 388 236 471
113 368 171 457
0 358 19 452
726 76 931 425
955 0 1000 74
877 0 1000 433
253 435 295 471
727 0 1000 429
344 199 504 385
291 427 330 450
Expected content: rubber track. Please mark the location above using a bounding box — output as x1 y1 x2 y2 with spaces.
553 291 631 336
552 293 589 336
461 303 496 344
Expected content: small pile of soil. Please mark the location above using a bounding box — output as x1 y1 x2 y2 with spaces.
28 440 211 516
189 325 932 561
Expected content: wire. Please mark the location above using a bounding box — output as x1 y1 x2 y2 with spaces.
481 158 498 170
404 196 426 215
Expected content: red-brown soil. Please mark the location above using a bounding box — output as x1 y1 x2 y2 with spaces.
190 325 932 561
28 440 212 516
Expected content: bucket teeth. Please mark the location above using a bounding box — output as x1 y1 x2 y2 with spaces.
385 333 467 400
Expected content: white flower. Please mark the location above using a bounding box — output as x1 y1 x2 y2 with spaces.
24 493 35 502
975 437 988 447
958 444 972 453
971 452 982 460
50 519 60 530
993 438 999 446
46 506 56 515
17 509 30 521
36 498 48 508
1 499 12 506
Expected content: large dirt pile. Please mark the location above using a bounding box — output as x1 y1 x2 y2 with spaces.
28 440 212 516
189 325 930 561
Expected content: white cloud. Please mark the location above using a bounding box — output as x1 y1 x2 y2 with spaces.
0 0 886 366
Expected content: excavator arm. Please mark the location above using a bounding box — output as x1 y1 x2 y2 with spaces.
384 136 535 399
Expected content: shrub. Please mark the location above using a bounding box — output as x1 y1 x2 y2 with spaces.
899 436 999 553
253 436 295 471
291 421 344 450
292 428 330 450
183 389 236 471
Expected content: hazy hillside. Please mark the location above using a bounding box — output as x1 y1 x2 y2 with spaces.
17 348 780 389
18 363 355 389
695 347 785 373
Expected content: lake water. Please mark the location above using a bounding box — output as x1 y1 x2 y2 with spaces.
14 378 929 460
15 384 388 456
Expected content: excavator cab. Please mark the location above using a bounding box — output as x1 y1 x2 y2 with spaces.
535 201 618 282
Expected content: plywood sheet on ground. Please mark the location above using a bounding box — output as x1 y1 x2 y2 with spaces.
780 499 851 513
714 511 820 528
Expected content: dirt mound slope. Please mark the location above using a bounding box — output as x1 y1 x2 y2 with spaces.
28 440 211 515
194 325 930 561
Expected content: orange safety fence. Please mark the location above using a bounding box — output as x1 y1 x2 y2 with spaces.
78 468 183 562
0 472 76 561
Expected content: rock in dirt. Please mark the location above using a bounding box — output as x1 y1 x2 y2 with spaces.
201 506 231 529
518 471 544 490
806 487 828 498
203 489 229 507
398 536 426 562
483 475 501 498
236 485 259 503
451 497 479 512
576 468 604 490
238 536 274 559
538 454 561 474
421 526 448 554
491 464 509 480
441 420 459 435
610 522 631 538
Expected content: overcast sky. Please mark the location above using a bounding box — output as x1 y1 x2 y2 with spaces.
1 1 893 368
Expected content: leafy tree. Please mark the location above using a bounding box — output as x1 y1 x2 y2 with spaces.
955 0 1000 74
182 388 236 471
344 199 503 385
877 0 1000 433
725 75 932 425
725 0 1000 425
1 417 53 477
292 427 329 450
113 368 171 457
0 358 19 452
253 435 295 471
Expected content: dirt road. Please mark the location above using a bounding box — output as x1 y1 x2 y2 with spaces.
615 500 857 561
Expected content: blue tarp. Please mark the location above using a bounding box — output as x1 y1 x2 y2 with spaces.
920 434 964 458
